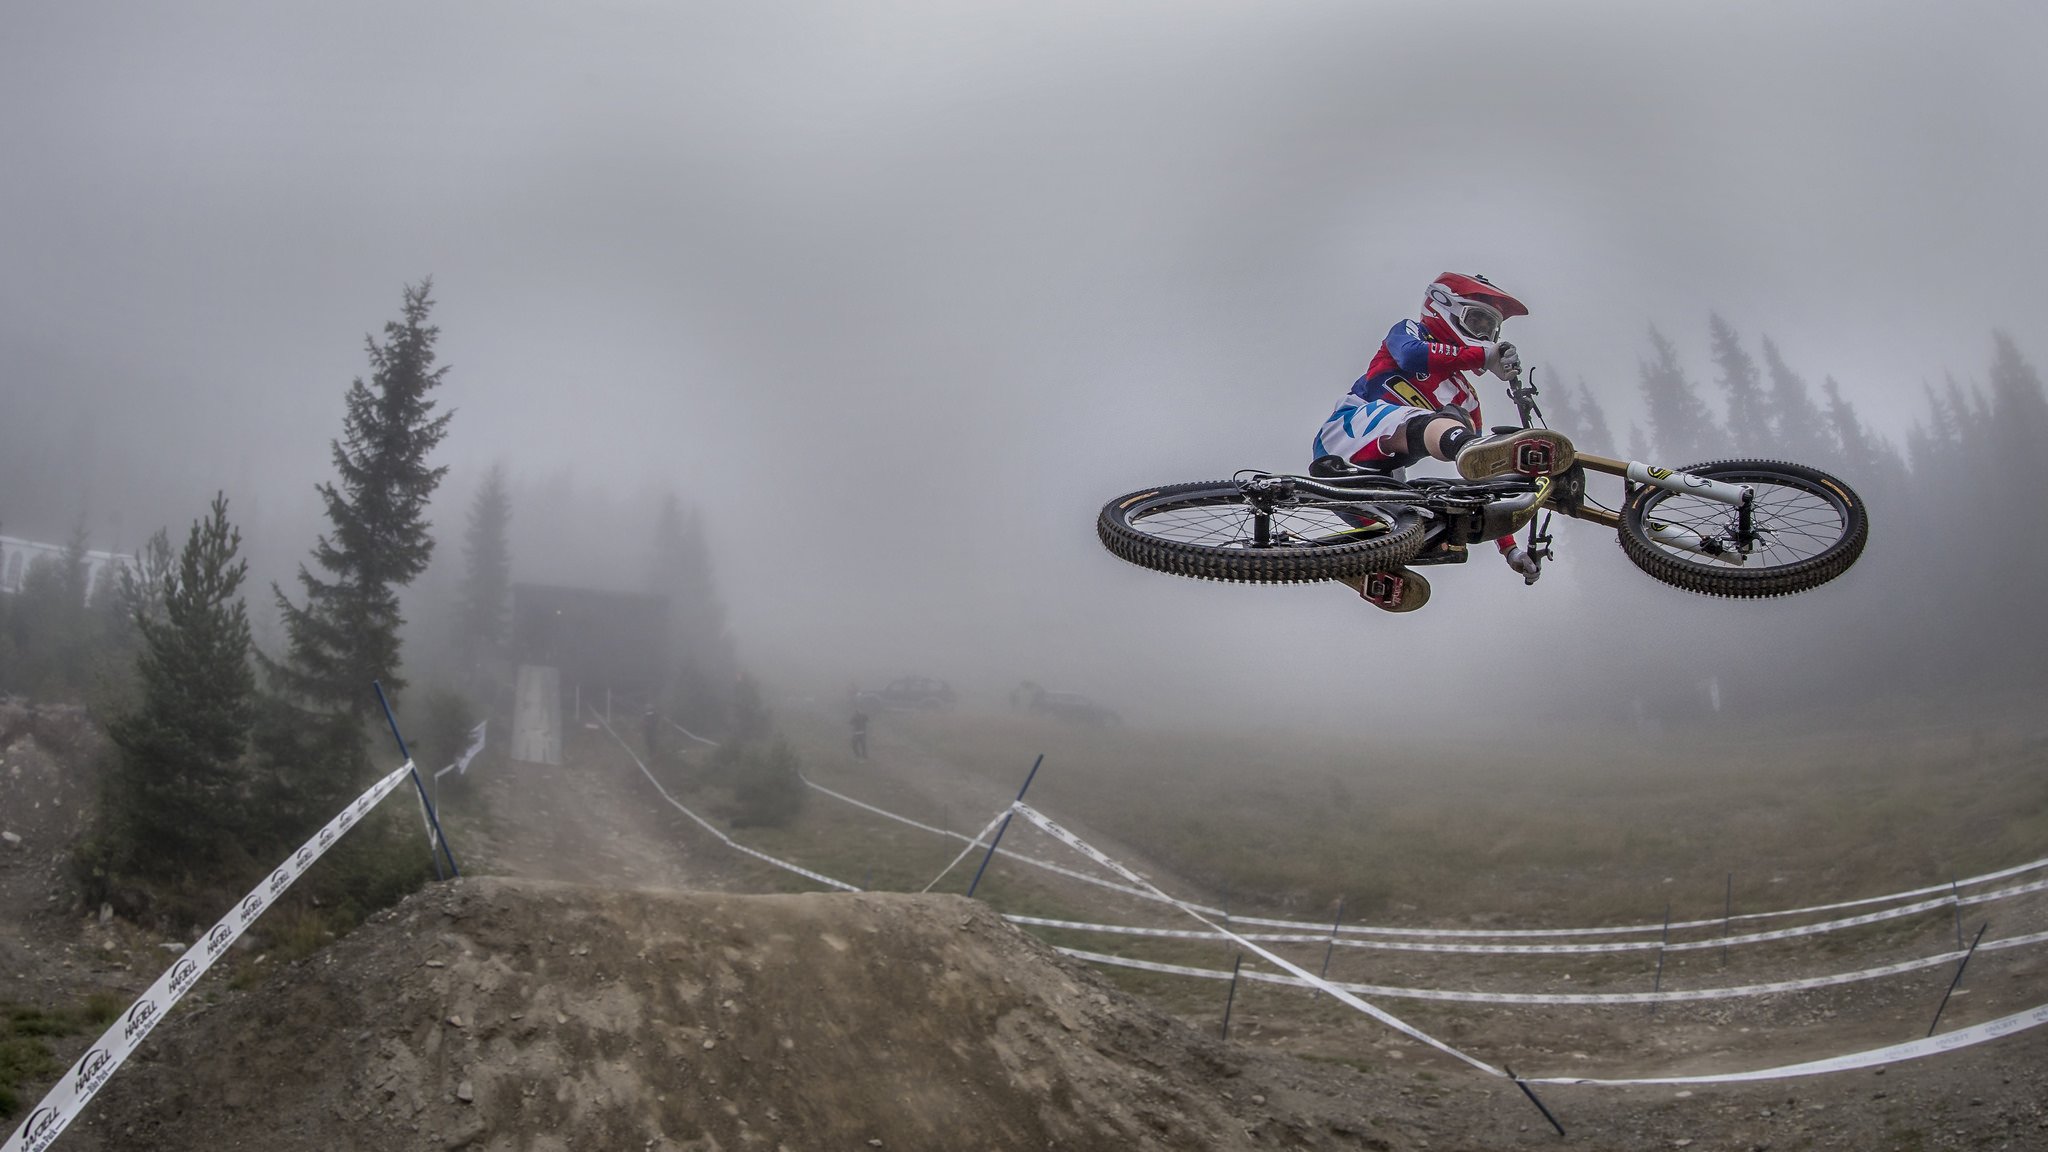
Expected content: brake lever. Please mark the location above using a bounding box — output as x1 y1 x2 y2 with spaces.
1522 512 1555 584
1506 366 1548 430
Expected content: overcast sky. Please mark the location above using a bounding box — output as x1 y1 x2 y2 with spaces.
4 1 2044 725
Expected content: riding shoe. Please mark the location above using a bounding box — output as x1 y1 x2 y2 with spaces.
1454 428 1577 480
1338 567 1431 613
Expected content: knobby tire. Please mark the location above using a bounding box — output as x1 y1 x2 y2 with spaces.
1098 480 1427 584
1618 459 1868 598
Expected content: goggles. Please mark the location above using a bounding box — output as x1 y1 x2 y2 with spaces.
1450 301 1503 342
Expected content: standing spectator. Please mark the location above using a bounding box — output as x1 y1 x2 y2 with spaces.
849 709 869 761
643 707 663 762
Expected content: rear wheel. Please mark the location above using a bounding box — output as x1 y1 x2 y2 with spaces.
1618 460 1867 597
1098 480 1426 583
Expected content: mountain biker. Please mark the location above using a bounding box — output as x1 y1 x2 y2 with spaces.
1311 272 1574 612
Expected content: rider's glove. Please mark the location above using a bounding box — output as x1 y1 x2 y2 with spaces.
1484 341 1522 381
1505 544 1541 585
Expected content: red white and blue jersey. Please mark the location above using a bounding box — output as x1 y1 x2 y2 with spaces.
1313 316 1490 469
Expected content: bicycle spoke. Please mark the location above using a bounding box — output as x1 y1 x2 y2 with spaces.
1642 480 1846 569
1134 498 1388 551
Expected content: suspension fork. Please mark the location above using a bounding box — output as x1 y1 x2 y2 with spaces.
1573 452 1760 552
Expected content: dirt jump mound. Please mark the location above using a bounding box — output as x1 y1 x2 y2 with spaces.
62 878 1398 1152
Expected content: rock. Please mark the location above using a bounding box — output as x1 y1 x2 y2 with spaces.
1250 1095 1265 1106
447 1015 463 1028
159 942 184 953
1 830 20 847
456 1080 475 1104
98 902 114 926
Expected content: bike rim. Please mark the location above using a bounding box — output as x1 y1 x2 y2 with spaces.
1637 473 1850 572
1125 492 1395 552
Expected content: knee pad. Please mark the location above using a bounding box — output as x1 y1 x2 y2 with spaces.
1398 411 1440 456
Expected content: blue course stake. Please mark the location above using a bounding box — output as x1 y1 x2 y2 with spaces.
1320 896 1347 979
375 680 460 879
1928 922 1988 1037
1219 953 1244 1040
967 755 1042 899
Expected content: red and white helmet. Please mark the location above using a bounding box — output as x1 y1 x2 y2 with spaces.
1420 272 1528 347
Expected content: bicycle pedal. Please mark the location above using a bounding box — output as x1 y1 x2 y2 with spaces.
1515 441 1556 476
1349 568 1430 613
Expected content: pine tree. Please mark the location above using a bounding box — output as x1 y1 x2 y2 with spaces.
1985 333 2048 578
1759 337 1829 463
1537 365 1577 432
455 463 512 685
1573 379 1618 454
648 493 736 731
10 528 95 697
258 280 452 830
1987 332 2048 467
1707 315 1767 451
268 279 452 716
105 494 255 867
1637 326 1719 464
1821 377 1874 475
117 529 176 632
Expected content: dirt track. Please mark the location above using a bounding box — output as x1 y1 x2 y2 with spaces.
11 702 2048 1150
455 722 755 894
61 879 1428 1152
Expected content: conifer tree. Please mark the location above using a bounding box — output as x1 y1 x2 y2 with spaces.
269 279 452 716
10 528 95 697
1987 332 2048 466
648 493 736 730
1759 337 1829 462
117 529 175 630
1572 379 1618 453
1538 366 1577 432
258 280 452 829
1637 326 1719 463
455 463 512 684
1707 315 1767 451
1821 377 1877 477
1985 334 2048 574
105 494 255 866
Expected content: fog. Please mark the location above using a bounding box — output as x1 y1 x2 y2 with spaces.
4 1 2046 733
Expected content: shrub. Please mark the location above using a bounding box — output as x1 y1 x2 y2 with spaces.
722 738 805 829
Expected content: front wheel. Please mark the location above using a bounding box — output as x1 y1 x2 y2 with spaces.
1619 460 1868 598
1099 480 1427 583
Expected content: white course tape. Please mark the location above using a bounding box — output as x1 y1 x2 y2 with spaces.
4 761 416 1152
1226 860 2048 939
1008 876 2048 956
802 773 976 842
793 769 2048 941
589 706 860 893
665 717 721 747
1053 927 2048 1005
1527 1000 2048 1085
433 720 488 780
1010 802 1506 1078
799 772 1227 911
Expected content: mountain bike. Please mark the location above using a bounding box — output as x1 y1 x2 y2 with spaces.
1097 373 1868 600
